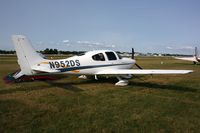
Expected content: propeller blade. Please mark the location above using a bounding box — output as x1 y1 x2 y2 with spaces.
132 48 134 59
132 48 143 69
135 63 143 69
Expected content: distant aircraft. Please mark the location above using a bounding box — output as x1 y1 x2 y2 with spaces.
11 35 193 86
175 47 200 64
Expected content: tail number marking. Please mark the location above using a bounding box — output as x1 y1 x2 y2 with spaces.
49 60 80 69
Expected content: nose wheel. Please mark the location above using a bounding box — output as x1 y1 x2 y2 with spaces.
115 76 129 86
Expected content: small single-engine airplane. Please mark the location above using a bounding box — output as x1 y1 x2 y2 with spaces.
12 35 193 86
175 47 200 64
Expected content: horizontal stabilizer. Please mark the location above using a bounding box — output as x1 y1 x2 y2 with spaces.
31 65 60 73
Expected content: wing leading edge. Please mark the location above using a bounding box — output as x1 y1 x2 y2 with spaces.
96 69 193 75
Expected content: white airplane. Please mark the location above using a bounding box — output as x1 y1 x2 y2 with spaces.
12 35 193 86
175 47 200 64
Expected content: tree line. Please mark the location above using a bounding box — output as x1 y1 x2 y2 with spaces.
0 48 85 55
0 48 191 57
0 50 15 54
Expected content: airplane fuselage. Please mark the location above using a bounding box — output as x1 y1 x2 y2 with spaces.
33 50 135 75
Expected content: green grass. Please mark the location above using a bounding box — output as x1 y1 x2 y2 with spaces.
0 55 200 132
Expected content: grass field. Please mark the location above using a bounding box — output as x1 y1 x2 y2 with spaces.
0 55 200 132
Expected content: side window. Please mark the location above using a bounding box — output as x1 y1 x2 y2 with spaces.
92 53 105 61
105 52 117 60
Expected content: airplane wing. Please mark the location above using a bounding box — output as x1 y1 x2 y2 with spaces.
96 69 193 75
174 57 197 62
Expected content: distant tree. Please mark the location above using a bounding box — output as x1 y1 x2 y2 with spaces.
42 48 58 54
53 49 58 54
49 49 53 54
43 48 50 54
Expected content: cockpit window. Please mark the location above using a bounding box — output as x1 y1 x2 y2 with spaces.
92 53 105 61
105 52 117 60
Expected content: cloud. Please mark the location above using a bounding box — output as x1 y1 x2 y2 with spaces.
33 39 117 51
61 40 70 46
112 45 115 48
166 46 173 50
76 40 116 49
166 46 194 50
62 40 69 43
77 41 91 44
180 46 194 50
107 44 116 48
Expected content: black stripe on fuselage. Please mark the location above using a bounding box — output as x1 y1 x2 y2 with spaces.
56 63 132 72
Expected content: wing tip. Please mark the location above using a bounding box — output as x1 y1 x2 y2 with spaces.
185 70 193 74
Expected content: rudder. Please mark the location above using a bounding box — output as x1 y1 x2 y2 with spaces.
12 35 45 75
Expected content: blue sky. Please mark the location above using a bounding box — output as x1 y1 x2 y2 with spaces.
0 0 200 54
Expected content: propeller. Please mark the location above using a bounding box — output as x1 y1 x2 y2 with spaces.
131 48 143 69
132 48 134 59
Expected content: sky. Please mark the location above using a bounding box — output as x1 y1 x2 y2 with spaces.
0 0 200 54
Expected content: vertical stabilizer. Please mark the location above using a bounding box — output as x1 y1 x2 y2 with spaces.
195 47 198 57
194 47 200 62
12 35 45 75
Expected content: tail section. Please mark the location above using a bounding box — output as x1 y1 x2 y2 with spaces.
195 47 198 57
194 47 200 62
12 35 45 76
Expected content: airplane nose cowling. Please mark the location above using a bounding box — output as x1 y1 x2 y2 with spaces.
130 58 136 64
129 58 136 67
122 58 135 68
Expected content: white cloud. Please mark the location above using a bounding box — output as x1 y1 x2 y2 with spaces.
77 41 91 44
111 45 115 48
166 46 173 50
180 46 194 50
92 42 101 45
76 40 116 49
62 40 69 43
33 39 117 51
166 46 194 50
62 40 70 46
